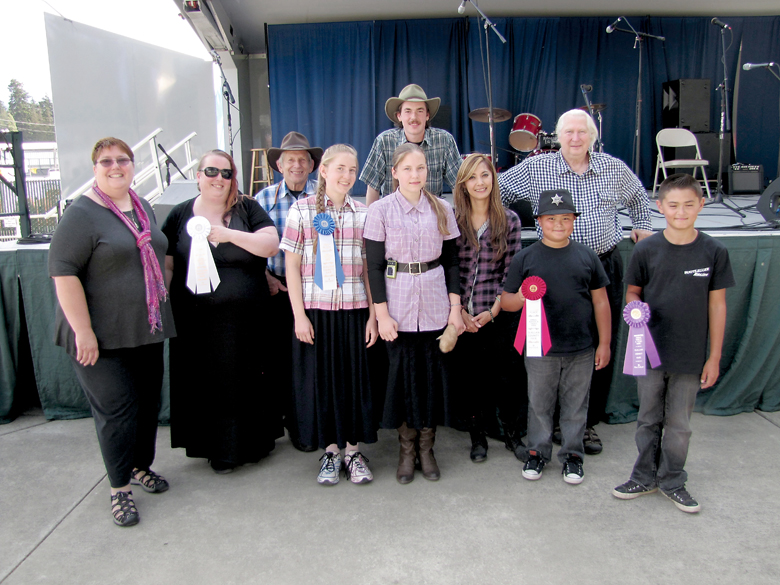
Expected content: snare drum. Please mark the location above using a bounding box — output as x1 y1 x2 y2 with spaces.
509 114 542 152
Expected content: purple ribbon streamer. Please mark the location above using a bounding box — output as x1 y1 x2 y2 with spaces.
622 301 661 376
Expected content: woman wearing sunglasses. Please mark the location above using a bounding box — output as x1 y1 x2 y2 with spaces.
49 137 176 527
162 150 281 474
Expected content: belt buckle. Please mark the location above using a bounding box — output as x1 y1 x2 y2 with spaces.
408 261 422 275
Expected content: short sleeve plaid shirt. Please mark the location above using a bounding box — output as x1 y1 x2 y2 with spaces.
280 194 369 311
498 151 651 255
359 127 462 196
255 179 317 277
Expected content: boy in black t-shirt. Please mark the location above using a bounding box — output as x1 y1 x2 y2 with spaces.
502 189 611 485
613 174 735 513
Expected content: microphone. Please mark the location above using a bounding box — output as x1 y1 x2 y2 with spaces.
711 17 731 29
457 1 467 14
743 62 775 70
580 84 593 93
606 17 622 34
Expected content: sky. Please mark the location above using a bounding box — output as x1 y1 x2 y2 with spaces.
0 0 211 103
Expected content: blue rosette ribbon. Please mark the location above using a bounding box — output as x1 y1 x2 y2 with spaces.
313 212 345 291
622 301 661 376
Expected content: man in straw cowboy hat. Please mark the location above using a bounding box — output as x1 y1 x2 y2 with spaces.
360 84 462 205
255 131 323 452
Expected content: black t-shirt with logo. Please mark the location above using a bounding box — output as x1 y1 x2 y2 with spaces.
624 231 735 375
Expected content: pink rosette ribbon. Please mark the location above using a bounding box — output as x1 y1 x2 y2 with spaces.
514 276 552 357
622 301 661 376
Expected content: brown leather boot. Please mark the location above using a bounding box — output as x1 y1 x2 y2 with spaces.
397 423 417 484
417 427 441 481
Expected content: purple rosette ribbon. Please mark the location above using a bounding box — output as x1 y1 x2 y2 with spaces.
622 301 661 376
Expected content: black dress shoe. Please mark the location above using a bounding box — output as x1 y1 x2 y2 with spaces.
209 459 237 474
469 431 488 463
290 437 317 453
584 426 603 455
503 430 526 462
552 425 562 445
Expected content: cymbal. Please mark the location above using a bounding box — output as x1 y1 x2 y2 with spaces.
469 107 512 123
578 103 607 114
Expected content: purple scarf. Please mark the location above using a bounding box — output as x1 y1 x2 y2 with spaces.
92 183 168 333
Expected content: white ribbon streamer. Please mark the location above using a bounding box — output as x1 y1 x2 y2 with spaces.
317 233 339 290
525 298 543 357
186 216 220 294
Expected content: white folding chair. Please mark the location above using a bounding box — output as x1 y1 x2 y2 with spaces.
653 128 712 198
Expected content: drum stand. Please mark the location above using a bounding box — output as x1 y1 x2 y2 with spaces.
461 1 506 165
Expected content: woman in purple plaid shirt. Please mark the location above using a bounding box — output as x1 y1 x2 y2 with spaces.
365 143 466 484
453 154 525 463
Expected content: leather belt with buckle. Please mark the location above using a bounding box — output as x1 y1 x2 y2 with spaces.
396 258 441 275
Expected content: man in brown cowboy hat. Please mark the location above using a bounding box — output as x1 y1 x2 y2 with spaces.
360 83 462 205
255 131 323 452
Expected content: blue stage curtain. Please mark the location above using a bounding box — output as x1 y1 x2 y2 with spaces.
268 16 780 188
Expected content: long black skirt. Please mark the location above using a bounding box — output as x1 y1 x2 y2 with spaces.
382 328 455 430
291 308 377 449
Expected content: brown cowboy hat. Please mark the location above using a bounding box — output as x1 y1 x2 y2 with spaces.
267 132 323 174
384 84 441 123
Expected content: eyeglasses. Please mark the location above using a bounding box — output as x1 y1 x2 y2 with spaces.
96 158 133 168
201 167 233 179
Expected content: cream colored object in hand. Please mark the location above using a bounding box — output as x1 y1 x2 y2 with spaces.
438 324 458 353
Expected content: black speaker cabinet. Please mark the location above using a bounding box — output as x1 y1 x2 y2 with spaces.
757 179 780 223
153 180 199 226
729 164 764 195
662 79 711 133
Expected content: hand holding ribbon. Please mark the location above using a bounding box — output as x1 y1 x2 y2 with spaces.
513 276 552 357
186 216 221 294
313 213 345 291
622 301 661 376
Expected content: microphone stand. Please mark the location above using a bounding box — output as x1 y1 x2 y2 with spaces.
714 26 732 203
211 51 237 158
158 144 186 187
610 21 665 175
579 86 604 152
462 1 506 166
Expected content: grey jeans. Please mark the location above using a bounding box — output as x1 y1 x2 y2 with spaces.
630 368 700 493
524 350 593 463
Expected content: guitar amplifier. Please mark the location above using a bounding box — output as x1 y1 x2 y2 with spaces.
728 164 764 195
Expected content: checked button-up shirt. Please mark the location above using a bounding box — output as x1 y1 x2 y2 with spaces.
359 127 462 197
498 151 651 255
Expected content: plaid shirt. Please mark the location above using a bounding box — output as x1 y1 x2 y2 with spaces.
359 127 462 196
498 151 651 255
364 190 459 332
457 209 523 315
280 194 369 311
255 179 317 277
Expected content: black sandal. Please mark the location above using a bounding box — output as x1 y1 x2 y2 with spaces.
111 491 139 527
131 469 170 493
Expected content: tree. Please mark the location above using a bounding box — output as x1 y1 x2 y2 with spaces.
0 100 17 132
6 79 54 141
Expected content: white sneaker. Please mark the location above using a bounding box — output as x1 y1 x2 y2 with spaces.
317 452 342 485
344 451 373 484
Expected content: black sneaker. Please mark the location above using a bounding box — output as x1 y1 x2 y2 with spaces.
584 426 603 455
612 479 658 499
662 485 701 513
562 454 584 484
503 430 525 462
522 450 545 480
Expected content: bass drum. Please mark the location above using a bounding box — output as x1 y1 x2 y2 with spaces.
509 113 542 152
526 148 559 159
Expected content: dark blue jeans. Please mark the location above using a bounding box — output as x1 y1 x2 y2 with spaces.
524 350 593 463
630 369 700 493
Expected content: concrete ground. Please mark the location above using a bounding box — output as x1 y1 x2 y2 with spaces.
1 408 779 585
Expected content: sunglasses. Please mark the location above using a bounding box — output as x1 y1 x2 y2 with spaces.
201 167 234 179
96 158 133 168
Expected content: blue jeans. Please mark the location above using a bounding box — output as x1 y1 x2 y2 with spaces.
524 350 593 463
630 369 699 493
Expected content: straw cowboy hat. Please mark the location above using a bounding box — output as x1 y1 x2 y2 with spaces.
267 132 323 173
384 84 441 123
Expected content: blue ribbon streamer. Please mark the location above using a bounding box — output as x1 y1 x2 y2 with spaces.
313 213 345 290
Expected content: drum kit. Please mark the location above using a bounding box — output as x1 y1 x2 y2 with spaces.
468 101 608 166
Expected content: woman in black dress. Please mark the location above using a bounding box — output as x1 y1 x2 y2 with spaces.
162 150 281 473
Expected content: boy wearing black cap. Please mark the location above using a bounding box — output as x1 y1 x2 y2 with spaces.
502 189 611 484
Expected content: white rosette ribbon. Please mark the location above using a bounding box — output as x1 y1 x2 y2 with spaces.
186 216 221 294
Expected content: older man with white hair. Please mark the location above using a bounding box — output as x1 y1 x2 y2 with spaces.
499 108 652 455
